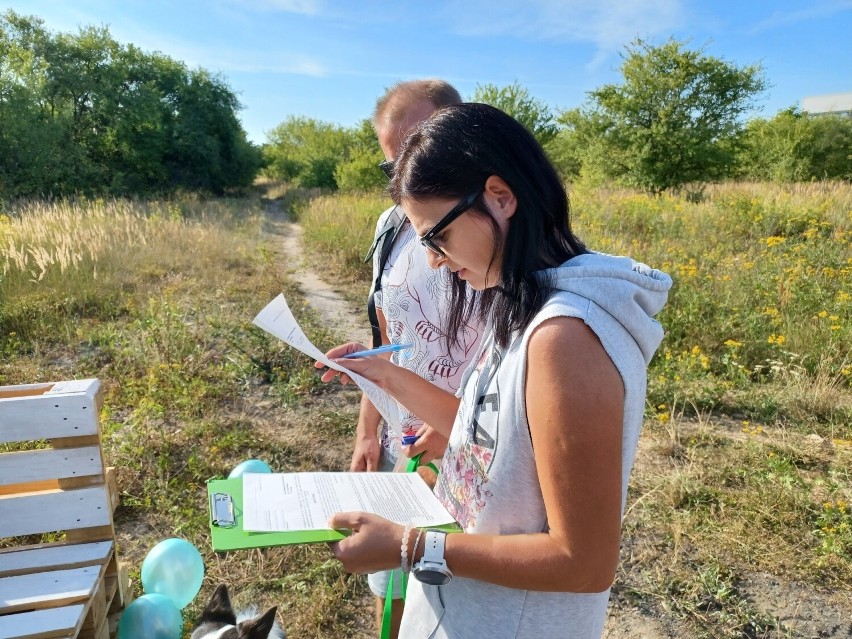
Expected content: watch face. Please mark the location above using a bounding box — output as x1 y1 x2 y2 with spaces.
414 568 452 586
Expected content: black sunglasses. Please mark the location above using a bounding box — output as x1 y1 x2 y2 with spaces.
378 160 395 180
419 188 483 257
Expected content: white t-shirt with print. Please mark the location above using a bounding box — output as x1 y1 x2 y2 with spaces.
372 205 482 462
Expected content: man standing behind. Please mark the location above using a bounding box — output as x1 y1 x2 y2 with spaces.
354 80 484 638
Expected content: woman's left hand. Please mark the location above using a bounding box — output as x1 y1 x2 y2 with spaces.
315 343 399 389
328 512 403 574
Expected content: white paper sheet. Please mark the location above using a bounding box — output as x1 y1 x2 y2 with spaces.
242 472 456 532
252 293 401 434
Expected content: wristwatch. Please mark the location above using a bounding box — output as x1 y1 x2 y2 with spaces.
411 530 453 585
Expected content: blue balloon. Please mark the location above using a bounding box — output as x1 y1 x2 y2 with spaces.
229 458 272 478
117 593 183 639
141 538 204 609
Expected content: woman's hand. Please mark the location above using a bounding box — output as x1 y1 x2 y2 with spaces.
314 342 398 389
314 342 367 385
402 424 448 465
328 512 403 574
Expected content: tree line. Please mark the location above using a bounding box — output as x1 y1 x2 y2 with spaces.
264 39 852 194
0 11 263 199
2 13 849 200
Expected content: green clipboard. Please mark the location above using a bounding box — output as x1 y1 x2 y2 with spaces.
207 475 461 552
207 477 348 551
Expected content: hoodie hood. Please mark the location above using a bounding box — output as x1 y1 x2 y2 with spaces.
537 252 672 365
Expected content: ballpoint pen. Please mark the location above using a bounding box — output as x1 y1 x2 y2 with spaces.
342 342 414 359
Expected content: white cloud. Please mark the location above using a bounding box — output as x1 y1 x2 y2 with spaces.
165 44 327 76
750 0 852 33
103 24 327 76
222 0 325 16
214 52 327 76
442 0 684 68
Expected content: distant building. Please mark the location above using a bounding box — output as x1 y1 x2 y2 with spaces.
801 92 852 117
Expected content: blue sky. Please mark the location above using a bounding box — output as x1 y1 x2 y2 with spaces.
6 0 852 143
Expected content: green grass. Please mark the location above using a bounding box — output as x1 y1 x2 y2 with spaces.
0 191 370 637
297 181 852 427
296 180 852 636
295 191 391 289
2 181 850 637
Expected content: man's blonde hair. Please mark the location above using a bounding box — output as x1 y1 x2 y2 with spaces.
373 79 462 128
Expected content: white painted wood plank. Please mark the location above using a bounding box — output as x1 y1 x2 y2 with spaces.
0 380 98 398
0 486 111 538
0 566 98 612
0 380 100 444
0 447 104 486
0 382 55 399
0 541 113 577
0 604 84 639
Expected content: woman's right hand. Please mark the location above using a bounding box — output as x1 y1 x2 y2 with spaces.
315 342 398 389
315 342 365 384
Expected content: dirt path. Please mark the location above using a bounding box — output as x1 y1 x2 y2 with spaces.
261 197 852 639
262 197 371 346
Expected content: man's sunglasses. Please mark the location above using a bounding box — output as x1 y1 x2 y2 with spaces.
419 188 483 257
379 160 395 180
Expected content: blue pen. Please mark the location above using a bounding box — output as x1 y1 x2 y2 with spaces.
342 342 414 359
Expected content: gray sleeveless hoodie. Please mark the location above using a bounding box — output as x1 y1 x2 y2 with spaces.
399 252 672 638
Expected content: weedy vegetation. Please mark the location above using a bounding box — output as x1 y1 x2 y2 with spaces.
2 180 850 637
0 191 370 637
298 180 852 638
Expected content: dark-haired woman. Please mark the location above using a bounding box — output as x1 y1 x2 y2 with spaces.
318 103 672 638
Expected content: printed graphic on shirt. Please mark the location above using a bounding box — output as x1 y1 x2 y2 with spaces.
375 222 481 451
436 346 501 530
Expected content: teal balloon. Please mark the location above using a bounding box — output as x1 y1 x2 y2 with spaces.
141 538 204 609
117 593 183 639
229 458 272 477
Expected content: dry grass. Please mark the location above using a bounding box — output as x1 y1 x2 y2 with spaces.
3 182 851 637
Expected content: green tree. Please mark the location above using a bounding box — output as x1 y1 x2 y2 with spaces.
738 108 852 182
737 108 811 182
334 119 385 191
565 38 767 193
263 116 350 189
0 10 262 197
472 82 558 146
807 115 852 181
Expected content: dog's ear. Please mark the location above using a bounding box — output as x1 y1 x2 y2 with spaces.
238 606 278 639
199 584 238 626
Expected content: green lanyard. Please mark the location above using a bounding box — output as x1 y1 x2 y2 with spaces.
380 452 439 639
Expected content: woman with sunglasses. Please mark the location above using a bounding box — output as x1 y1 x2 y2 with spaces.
318 103 672 638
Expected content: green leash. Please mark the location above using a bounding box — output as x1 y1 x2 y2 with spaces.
381 568 407 639
379 452 439 639
405 451 440 475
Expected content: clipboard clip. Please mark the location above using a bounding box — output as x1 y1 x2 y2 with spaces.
210 492 236 528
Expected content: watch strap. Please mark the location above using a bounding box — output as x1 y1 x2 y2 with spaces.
422 530 447 565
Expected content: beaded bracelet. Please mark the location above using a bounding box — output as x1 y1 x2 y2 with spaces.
400 522 414 573
410 527 425 568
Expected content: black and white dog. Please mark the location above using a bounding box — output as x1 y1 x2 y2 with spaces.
191 584 285 639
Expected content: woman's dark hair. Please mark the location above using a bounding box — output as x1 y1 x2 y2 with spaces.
389 102 587 349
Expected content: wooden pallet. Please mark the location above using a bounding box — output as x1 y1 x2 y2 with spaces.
0 379 133 639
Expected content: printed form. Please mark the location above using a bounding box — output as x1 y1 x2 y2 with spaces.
242 472 457 532
252 293 401 433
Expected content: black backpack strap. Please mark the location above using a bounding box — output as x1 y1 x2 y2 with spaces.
364 206 406 347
